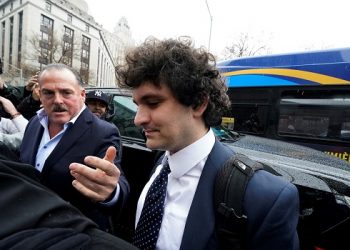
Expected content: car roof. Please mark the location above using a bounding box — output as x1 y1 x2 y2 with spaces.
85 87 131 96
228 134 350 194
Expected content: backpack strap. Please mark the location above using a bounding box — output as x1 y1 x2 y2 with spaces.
214 153 263 250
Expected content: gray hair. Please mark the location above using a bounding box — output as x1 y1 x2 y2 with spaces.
39 63 83 86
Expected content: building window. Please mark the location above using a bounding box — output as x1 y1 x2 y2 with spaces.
17 11 23 67
41 14 54 30
80 35 90 83
1 21 5 59
85 24 89 32
2 7 5 16
62 26 74 66
10 2 13 11
20 0 23 4
45 1 51 12
67 14 72 23
39 15 54 66
9 16 14 65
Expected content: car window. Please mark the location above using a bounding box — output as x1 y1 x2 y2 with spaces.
110 95 144 140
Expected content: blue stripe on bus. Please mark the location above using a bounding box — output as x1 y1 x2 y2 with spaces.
225 75 318 87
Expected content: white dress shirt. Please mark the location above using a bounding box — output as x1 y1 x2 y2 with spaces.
135 129 216 250
0 115 28 150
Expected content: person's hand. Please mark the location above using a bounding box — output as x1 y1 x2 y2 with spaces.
25 74 39 91
32 83 40 101
0 96 19 117
69 146 120 202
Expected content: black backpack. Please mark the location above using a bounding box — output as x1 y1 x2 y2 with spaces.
214 153 265 250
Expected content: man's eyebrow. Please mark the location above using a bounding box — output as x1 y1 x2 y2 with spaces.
133 94 163 104
41 88 52 92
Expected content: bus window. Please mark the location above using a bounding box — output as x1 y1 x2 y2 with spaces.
230 106 267 134
278 114 329 138
226 88 271 135
278 90 350 142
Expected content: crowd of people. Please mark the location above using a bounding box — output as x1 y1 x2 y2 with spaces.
0 37 300 250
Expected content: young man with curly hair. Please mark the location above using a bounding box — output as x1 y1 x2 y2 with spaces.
73 37 300 250
117 37 299 250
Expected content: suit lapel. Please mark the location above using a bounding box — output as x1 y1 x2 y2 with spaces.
180 140 234 250
44 109 93 168
29 121 44 165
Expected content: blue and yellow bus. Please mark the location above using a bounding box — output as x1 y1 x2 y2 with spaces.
218 47 350 162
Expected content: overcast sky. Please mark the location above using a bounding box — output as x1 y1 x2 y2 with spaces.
84 0 349 58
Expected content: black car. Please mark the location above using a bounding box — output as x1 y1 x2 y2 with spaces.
87 87 350 250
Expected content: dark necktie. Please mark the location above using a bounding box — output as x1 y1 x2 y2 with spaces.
133 162 171 250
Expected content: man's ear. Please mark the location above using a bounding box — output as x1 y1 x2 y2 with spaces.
81 88 86 101
193 97 209 118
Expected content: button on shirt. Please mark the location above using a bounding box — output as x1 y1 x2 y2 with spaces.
135 129 216 250
35 106 86 172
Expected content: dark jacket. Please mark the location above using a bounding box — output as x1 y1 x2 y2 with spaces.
0 157 137 249
179 140 299 250
20 108 129 232
17 94 41 120
0 84 25 107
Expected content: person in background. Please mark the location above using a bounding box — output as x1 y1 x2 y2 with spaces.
0 75 22 106
17 79 42 120
113 37 300 250
20 63 129 232
0 96 28 156
85 89 109 119
0 72 41 111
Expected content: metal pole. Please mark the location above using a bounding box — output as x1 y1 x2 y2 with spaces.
205 0 213 51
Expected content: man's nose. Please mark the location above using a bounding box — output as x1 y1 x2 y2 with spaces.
53 93 63 103
134 106 149 126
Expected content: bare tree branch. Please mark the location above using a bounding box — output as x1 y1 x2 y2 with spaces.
25 30 82 65
223 33 269 59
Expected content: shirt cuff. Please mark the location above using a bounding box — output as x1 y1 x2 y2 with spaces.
100 183 120 206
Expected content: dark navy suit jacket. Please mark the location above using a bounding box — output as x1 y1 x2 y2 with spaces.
20 108 129 231
179 140 299 250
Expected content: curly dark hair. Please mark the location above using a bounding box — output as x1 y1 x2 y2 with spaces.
116 37 231 127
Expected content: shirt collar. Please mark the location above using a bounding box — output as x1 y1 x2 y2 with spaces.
165 129 215 178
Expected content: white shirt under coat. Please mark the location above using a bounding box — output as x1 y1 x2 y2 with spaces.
0 115 28 150
135 129 216 250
